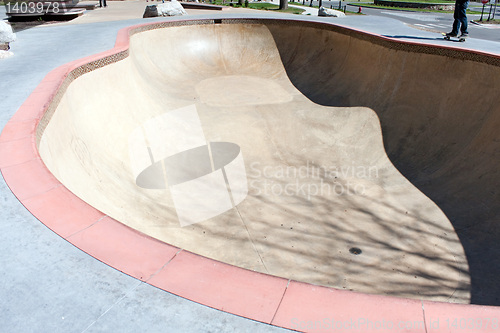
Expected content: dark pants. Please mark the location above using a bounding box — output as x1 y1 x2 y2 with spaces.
99 0 107 7
452 0 469 35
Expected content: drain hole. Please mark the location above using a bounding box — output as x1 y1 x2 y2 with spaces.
214 19 222 24
349 247 362 255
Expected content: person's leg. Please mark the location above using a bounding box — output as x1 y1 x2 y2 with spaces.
459 1 469 35
450 3 460 35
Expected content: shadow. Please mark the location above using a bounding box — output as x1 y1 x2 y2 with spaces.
384 35 446 41
223 154 471 301
7 20 52 33
265 22 500 306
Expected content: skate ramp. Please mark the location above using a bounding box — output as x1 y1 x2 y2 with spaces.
36 20 499 304
267 22 500 305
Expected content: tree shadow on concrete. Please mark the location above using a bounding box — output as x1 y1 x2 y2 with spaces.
266 22 500 305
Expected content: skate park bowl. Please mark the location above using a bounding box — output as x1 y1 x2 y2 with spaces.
1 18 500 331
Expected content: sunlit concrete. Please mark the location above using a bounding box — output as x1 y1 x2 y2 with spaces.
35 20 492 303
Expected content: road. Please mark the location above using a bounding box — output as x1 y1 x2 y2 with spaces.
294 0 500 42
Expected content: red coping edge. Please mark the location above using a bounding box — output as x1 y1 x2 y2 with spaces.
1 18 499 333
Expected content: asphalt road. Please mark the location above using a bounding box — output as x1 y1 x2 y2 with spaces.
359 6 500 41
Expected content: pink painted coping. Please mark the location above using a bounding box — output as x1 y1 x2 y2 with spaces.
1 18 499 333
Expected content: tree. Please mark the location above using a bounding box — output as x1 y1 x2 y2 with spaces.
279 0 288 10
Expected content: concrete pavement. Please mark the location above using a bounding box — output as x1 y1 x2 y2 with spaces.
1 2 500 332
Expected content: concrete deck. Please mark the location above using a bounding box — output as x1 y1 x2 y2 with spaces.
1 2 500 332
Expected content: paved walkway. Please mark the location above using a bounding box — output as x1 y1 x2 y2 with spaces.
0 10 289 333
1 3 500 332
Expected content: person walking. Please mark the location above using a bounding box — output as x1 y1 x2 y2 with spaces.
446 0 469 38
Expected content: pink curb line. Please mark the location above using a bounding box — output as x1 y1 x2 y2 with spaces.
1 17 499 333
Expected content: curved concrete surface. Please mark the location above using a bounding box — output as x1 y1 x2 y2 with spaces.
1 17 500 332
36 18 475 303
272 22 500 305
